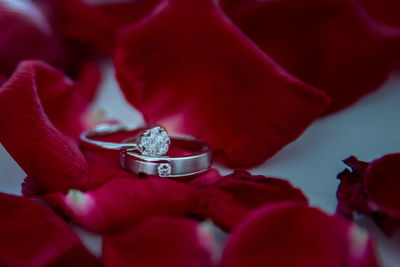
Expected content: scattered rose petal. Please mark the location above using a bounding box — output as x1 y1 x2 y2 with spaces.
0 0 104 82
0 193 100 267
185 168 222 186
337 153 400 235
0 61 94 194
21 176 47 197
359 0 400 28
222 0 400 112
336 156 370 219
0 0 64 76
83 147 138 190
21 144 131 197
364 154 400 214
115 0 331 168
221 203 380 267
34 0 161 56
205 170 308 231
103 216 216 267
40 0 115 54
0 74 6 86
43 177 202 233
95 0 161 30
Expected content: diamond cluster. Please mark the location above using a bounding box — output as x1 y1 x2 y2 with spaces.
137 127 170 157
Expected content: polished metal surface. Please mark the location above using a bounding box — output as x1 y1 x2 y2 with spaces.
120 135 212 178
80 123 140 150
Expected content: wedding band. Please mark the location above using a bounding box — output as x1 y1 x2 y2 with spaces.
80 124 171 157
121 135 212 178
80 124 212 178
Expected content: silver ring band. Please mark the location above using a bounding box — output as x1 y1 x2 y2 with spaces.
120 135 212 178
80 124 142 150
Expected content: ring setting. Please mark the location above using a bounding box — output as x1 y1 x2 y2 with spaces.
134 126 170 157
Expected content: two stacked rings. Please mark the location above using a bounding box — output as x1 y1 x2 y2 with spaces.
80 124 212 178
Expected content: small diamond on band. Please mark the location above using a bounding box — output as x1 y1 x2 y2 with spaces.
157 163 172 177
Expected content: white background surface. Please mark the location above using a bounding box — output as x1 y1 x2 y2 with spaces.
1 63 399 266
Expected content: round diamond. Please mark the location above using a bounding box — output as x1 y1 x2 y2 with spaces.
157 163 172 177
137 127 170 157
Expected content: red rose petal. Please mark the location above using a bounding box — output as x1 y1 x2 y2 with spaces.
363 154 400 235
0 0 64 76
83 148 137 190
115 0 331 168
95 0 161 29
222 0 400 112
0 193 100 267
22 149 129 197
43 177 202 233
336 156 370 219
43 0 115 54
359 0 400 28
206 170 308 231
103 216 216 267
186 168 222 186
21 176 47 197
72 61 102 113
0 61 91 194
221 203 380 267
37 0 161 55
0 74 6 86
22 142 120 197
336 154 400 236
0 0 103 81
364 153 400 213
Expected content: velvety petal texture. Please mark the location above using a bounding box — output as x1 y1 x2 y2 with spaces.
95 0 161 31
0 0 64 76
33 0 161 56
222 0 400 112
221 203 380 267
336 156 370 219
205 170 308 231
39 0 115 55
0 61 97 194
337 154 400 235
0 193 100 267
43 178 203 233
359 0 400 28
0 0 104 81
115 0 331 168
103 216 216 267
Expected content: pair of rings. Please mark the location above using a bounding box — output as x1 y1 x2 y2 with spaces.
80 124 212 178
